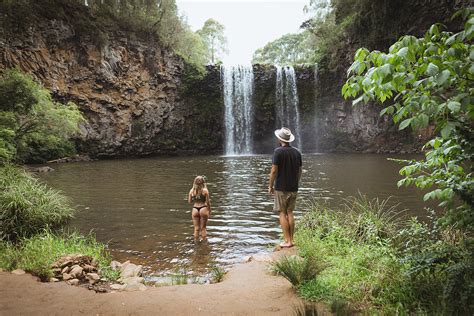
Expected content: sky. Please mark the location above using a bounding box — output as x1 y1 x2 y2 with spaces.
176 0 309 65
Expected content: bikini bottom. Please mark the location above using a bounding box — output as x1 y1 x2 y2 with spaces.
193 205 207 211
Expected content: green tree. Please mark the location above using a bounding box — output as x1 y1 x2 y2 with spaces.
252 32 315 65
197 18 228 64
342 11 473 228
0 69 84 163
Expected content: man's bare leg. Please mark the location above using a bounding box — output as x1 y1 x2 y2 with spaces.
279 210 292 247
287 210 295 246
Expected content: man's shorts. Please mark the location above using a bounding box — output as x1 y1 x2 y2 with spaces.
274 190 298 212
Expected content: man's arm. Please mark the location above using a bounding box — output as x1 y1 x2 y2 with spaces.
298 167 302 183
268 164 278 194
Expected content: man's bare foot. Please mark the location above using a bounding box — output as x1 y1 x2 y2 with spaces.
279 242 294 248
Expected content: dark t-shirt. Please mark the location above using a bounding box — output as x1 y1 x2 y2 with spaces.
272 145 302 192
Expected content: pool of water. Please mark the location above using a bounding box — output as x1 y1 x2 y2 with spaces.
38 153 427 276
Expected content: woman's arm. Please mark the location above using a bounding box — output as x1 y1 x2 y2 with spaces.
205 189 211 213
188 190 193 204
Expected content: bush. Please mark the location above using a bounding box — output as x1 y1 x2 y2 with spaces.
0 165 75 241
397 217 474 314
0 230 117 281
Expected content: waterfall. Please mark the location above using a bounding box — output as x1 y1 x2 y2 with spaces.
221 65 254 155
275 66 302 150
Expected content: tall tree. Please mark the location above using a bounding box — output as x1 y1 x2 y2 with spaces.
196 18 228 64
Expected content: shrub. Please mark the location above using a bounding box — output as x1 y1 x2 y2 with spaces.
0 165 75 241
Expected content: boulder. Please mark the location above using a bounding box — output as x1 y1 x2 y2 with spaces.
29 166 54 173
83 264 97 272
122 276 144 286
85 273 100 285
67 279 80 286
50 277 60 282
62 273 73 281
110 284 125 291
120 262 142 279
69 265 83 279
110 260 122 270
123 283 147 292
11 269 26 275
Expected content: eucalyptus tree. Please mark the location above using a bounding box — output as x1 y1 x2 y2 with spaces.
197 18 228 64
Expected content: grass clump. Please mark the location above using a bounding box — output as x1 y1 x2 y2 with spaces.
0 230 117 282
0 165 75 241
210 265 226 283
170 267 190 285
272 255 326 288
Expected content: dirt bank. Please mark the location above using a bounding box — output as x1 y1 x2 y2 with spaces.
0 248 328 315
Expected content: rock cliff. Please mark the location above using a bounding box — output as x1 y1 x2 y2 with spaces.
1 9 424 157
1 18 223 158
252 65 422 154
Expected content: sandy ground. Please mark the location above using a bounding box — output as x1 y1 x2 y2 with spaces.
0 248 329 315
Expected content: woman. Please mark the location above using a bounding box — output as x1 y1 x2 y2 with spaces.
188 176 211 240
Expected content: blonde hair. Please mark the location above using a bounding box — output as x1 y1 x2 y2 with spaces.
192 176 207 197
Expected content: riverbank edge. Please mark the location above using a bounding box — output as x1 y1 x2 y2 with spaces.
0 247 332 315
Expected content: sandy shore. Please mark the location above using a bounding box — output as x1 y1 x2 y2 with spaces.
0 248 328 315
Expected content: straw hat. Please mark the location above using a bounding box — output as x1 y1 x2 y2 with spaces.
274 127 295 143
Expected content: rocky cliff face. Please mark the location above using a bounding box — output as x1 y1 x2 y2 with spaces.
1 16 423 158
252 65 422 154
1 19 224 158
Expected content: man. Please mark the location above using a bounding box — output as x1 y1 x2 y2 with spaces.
268 127 302 248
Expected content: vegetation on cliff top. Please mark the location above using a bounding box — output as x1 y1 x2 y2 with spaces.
0 0 226 70
252 0 464 69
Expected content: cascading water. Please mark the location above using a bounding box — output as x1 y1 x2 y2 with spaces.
275 66 302 149
221 65 254 155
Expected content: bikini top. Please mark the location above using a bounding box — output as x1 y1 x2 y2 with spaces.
192 193 206 203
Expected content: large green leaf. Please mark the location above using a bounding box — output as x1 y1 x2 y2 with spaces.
399 118 412 130
426 63 439 76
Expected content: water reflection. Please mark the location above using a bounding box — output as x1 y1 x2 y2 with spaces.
39 153 426 276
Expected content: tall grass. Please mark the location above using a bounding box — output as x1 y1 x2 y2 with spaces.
295 196 413 313
0 230 117 281
0 164 75 241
